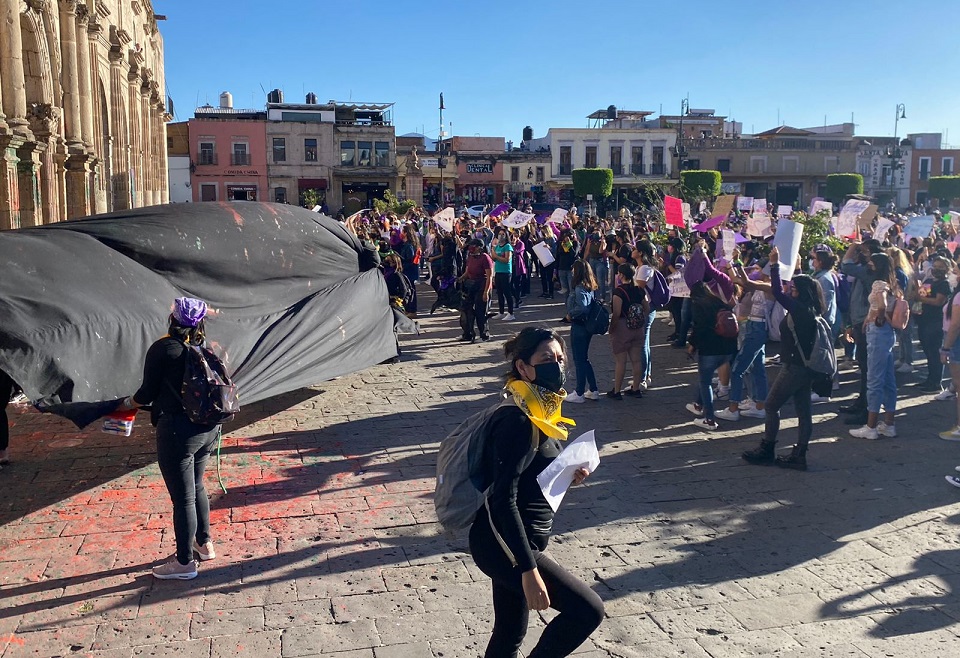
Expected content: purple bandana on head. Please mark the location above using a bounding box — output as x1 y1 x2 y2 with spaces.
173 297 207 327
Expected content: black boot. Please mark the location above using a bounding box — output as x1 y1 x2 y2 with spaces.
775 449 807 471
742 441 776 465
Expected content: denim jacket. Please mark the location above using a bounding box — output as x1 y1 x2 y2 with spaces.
567 285 594 321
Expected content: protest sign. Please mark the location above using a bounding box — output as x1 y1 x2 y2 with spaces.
777 205 793 219
874 216 895 243
712 195 736 218
737 196 754 211
858 204 879 230
682 203 693 222
721 229 736 261
664 195 685 228
903 215 936 240
699 201 707 214
770 218 804 281
532 242 555 267
747 214 772 237
949 241 959 253
949 211 960 227
752 198 769 217
693 215 725 232
501 209 535 228
838 200 870 238
734 232 751 244
667 271 690 298
547 207 568 225
810 199 833 216
433 207 455 232
488 203 510 218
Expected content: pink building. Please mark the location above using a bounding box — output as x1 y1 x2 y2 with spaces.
188 102 268 202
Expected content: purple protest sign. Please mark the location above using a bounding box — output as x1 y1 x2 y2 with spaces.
692 215 726 232
734 232 751 244
488 203 510 218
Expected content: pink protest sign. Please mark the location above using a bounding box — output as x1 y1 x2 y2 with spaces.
664 196 685 228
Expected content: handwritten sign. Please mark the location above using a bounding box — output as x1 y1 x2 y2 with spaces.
858 204 879 230
501 210 535 228
810 199 833 217
777 205 793 219
903 215 936 240
693 215 725 232
433 207 456 232
721 229 736 261
875 216 894 242
682 203 693 222
664 195 685 228
713 195 736 218
737 196 755 211
837 199 870 238
668 271 690 298
752 199 768 217
547 207 568 225
747 214 772 237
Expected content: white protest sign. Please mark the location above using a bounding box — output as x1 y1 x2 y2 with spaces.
752 198 768 217
501 209 535 228
837 199 870 238
904 215 936 240
721 229 736 261
668 271 690 298
777 205 793 219
433 207 456 232
737 196 755 211
747 214 772 237
548 207 569 225
810 200 833 216
532 241 555 267
682 203 693 222
949 211 960 227
699 201 707 213
536 430 600 513
874 216 895 243
771 218 804 281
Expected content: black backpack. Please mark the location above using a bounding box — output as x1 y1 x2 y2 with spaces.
169 343 240 425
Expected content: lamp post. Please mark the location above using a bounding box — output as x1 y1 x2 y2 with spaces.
886 103 906 208
670 98 689 179
438 93 446 209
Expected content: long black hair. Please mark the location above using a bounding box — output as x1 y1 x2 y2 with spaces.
791 275 825 316
169 316 206 346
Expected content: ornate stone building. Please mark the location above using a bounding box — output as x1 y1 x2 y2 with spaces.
0 0 169 230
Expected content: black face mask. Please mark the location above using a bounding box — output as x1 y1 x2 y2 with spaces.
532 361 565 393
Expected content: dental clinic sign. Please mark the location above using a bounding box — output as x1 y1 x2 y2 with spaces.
466 163 494 174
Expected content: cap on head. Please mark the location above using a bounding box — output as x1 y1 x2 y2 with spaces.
173 297 207 328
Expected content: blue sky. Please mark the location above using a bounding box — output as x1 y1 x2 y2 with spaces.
159 0 960 146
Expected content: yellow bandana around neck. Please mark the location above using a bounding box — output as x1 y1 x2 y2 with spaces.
505 379 576 440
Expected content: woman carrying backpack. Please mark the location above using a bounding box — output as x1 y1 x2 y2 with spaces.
564 260 600 404
742 247 827 470
607 263 649 399
121 298 221 580
470 327 603 657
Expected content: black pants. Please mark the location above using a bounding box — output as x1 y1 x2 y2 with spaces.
668 296 683 335
764 364 814 454
460 279 489 339
156 413 219 564
918 320 944 385
469 516 604 658
495 272 514 314
852 321 868 405
0 371 13 451
540 263 555 296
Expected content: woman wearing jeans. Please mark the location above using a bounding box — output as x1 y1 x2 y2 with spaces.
564 260 599 403
123 298 221 580
718 266 770 421
684 281 738 430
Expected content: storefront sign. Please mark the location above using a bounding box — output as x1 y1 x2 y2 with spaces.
466 163 494 174
224 169 260 175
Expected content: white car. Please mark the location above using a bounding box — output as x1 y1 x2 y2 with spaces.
466 205 486 218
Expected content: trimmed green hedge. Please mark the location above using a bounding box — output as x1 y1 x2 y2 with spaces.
572 168 614 200
680 170 722 201
825 173 864 202
929 176 960 202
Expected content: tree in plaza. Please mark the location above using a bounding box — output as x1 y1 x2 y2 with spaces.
300 188 323 209
928 176 960 208
372 189 417 216
825 173 864 204
572 168 613 213
791 209 846 258
679 170 722 205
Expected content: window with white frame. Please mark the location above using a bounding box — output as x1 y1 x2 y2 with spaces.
750 156 767 173
783 156 799 173
943 157 954 176
919 157 931 180
231 142 249 166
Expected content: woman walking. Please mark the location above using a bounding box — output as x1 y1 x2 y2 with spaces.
607 263 648 399
564 260 600 403
122 298 222 579
684 281 738 430
398 224 422 315
470 327 603 657
491 229 516 321
742 247 827 470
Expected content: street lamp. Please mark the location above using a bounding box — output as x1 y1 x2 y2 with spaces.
670 98 689 178
886 103 906 208
438 93 446 209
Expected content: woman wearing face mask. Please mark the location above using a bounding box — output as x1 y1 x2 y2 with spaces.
912 256 951 392
555 229 579 297
491 229 516 321
469 327 603 658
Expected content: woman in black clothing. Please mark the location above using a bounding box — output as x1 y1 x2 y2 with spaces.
122 297 221 580
470 327 603 658
742 247 825 471
685 282 739 430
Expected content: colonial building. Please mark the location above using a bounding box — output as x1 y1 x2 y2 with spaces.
188 99 267 202
907 133 960 208
856 135 912 208
0 0 169 229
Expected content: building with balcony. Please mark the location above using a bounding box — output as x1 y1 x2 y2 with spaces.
187 98 267 202
856 135 912 208
525 109 677 204
442 136 506 205
264 92 337 208
332 102 396 214
907 133 960 208
687 124 859 208
0 0 169 229
501 150 553 205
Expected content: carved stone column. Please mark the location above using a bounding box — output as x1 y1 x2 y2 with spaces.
0 0 30 137
16 142 43 227
0 134 23 230
75 3 95 149
27 103 62 224
88 16 108 213
58 0 83 150
127 65 142 207
109 50 130 210
140 83 153 206
158 107 169 204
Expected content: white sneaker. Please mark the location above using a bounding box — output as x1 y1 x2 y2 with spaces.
832 379 840 391
193 539 216 561
692 418 719 431
946 476 960 489
715 408 740 421
685 402 704 417
738 399 757 411
503 313 516 321
493 312 506 320
152 559 198 580
896 363 915 373
935 389 957 401
940 427 960 441
849 425 879 440
583 390 600 401
564 392 586 403
955 465 960 473
715 385 730 400
876 422 897 438
810 392 831 403
740 407 767 419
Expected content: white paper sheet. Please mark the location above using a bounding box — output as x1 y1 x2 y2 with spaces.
536 430 600 512
721 229 736 261
874 216 894 242
532 241 555 266
433 207 456 232
771 218 804 281
548 208 569 225
502 210 535 228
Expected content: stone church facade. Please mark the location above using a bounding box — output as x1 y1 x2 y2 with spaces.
0 0 169 230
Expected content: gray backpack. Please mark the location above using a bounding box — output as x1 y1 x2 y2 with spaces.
786 314 838 377
434 397 537 537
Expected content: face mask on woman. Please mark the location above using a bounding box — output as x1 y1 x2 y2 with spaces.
532 361 565 393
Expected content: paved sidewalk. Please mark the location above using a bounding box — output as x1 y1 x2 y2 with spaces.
1 281 959 657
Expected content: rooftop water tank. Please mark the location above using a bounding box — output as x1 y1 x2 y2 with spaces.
219 91 233 109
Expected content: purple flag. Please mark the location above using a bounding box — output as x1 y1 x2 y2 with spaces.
488 203 510 218
534 211 551 225
734 232 751 244
692 215 726 232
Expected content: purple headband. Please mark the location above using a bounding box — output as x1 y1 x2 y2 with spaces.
173 297 207 328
